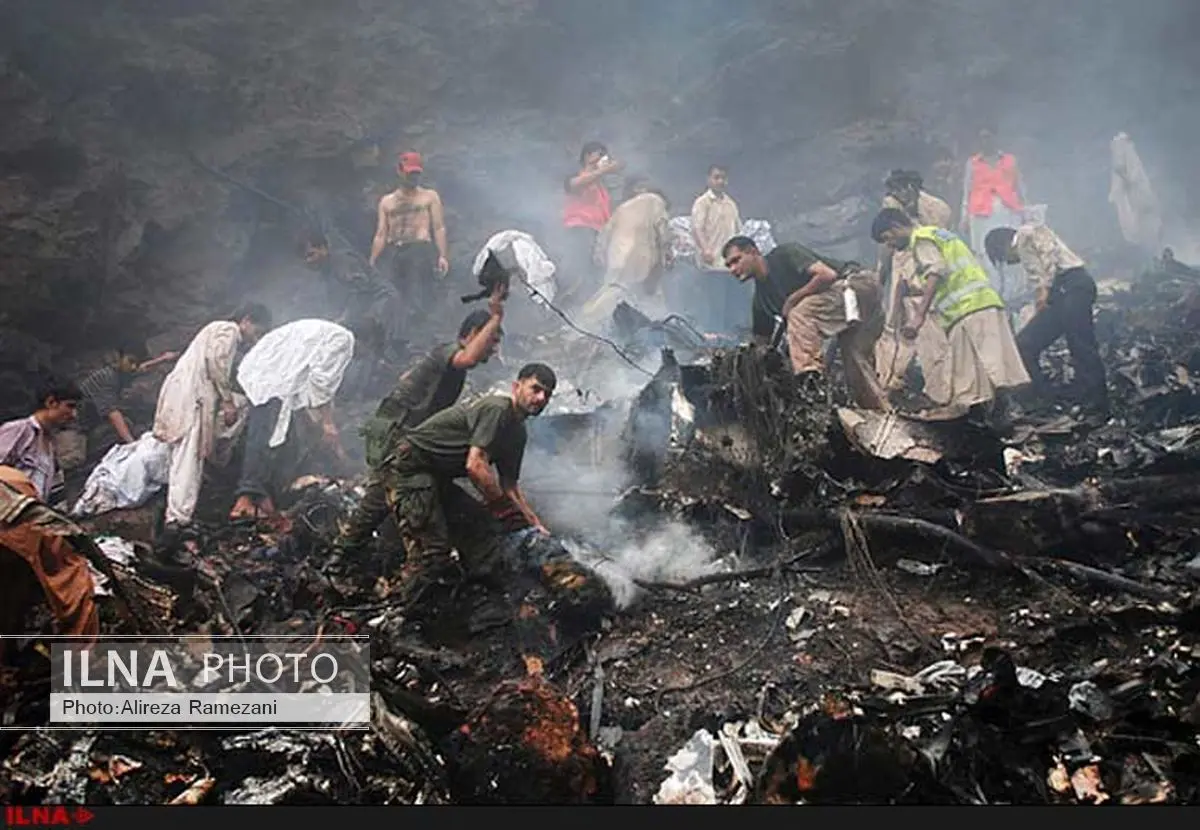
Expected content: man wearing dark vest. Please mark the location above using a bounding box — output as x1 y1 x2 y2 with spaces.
332 289 504 558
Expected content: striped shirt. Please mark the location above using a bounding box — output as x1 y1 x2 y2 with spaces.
77 365 128 425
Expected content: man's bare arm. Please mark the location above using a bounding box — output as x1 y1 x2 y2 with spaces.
503 483 547 533
369 197 390 266
781 261 839 317
464 446 505 504
567 168 606 192
107 409 136 444
429 191 449 274
451 288 504 369
137 351 179 372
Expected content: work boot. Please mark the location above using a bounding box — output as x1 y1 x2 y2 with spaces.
392 558 460 613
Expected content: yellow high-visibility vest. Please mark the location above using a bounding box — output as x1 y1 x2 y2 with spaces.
910 226 1004 329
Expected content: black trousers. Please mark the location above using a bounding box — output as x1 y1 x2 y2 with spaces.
235 399 325 503
390 240 438 318
1016 267 1107 409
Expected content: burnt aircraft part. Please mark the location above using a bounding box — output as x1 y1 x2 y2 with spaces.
753 712 945 805
622 348 687 484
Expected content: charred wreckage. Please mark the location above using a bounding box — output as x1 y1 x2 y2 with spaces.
1 259 1199 807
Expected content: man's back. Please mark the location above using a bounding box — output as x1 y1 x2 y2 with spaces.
1013 224 1084 287
238 320 355 406
602 192 670 279
364 343 465 468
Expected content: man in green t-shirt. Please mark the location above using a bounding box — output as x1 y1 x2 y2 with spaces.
722 236 886 408
380 362 556 605
332 290 504 558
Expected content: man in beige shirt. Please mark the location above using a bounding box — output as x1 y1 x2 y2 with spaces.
690 164 744 332
579 178 673 331
985 224 1107 416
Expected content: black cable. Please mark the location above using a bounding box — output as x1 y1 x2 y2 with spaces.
510 271 654 376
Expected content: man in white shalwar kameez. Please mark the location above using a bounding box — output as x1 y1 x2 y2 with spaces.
229 319 355 521
153 304 272 530
577 179 673 333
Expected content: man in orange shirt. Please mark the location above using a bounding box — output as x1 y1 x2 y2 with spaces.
559 142 622 308
960 127 1027 305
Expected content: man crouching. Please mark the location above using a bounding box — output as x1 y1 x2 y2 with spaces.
381 363 556 610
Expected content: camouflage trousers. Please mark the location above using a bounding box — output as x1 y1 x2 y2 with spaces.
378 445 499 609
379 446 613 626
333 470 391 555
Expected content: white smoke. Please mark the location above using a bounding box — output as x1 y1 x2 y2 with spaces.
521 371 726 611
563 521 725 610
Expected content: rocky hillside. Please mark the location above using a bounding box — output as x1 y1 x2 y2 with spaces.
1 0 1196 366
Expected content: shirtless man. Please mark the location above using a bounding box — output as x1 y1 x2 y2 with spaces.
370 152 449 318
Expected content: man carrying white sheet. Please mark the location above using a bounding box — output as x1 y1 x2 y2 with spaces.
229 318 355 522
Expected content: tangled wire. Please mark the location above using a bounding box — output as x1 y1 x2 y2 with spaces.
706 346 836 484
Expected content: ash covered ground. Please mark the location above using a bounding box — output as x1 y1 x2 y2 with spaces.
1 263 1199 806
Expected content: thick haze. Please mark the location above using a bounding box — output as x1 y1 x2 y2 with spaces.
1 0 1198 352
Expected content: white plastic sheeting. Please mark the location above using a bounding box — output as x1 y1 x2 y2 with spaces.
237 319 355 448
472 230 557 304
668 217 776 262
71 432 171 517
1109 132 1163 251
654 729 718 804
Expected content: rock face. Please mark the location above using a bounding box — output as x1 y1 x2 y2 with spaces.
1 0 1199 367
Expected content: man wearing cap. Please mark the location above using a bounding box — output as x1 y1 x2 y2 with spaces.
370 151 449 320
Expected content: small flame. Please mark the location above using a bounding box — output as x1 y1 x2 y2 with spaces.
795 757 820 792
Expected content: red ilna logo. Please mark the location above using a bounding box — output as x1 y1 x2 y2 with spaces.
4 807 94 826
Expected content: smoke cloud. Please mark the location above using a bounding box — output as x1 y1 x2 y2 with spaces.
523 388 725 611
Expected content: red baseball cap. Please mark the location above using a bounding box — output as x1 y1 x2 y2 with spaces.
398 152 423 173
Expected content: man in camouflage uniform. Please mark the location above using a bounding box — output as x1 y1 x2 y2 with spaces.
382 363 615 662
331 288 504 559
380 364 554 606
